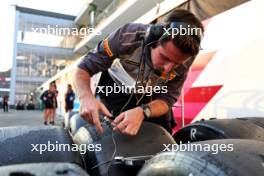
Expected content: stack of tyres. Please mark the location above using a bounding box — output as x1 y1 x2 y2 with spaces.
0 162 89 176
0 126 83 167
73 121 176 176
173 117 264 143
138 139 264 176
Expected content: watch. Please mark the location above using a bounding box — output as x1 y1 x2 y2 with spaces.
140 104 151 119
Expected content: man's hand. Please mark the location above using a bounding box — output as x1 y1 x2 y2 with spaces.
73 68 112 134
113 107 144 136
79 95 112 134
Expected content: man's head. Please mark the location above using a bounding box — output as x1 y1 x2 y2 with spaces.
150 9 204 73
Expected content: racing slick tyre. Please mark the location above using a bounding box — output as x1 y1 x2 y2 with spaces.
73 121 176 176
138 139 264 176
70 113 87 135
0 162 89 176
0 126 82 167
238 117 264 128
173 118 264 143
64 111 78 130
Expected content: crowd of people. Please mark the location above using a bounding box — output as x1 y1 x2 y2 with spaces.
40 82 75 125
0 82 75 126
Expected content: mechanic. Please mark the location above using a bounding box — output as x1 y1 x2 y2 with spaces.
73 9 204 135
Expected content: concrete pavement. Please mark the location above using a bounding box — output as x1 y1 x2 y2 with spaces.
0 110 63 127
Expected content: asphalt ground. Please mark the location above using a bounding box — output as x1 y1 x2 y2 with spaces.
0 110 63 127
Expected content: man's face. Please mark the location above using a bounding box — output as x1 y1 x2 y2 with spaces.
151 41 191 73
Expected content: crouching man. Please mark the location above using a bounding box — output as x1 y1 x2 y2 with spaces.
73 9 204 135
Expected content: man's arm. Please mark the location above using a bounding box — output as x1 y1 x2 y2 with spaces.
73 68 112 133
74 23 149 134
147 99 169 117
73 68 93 99
112 60 194 136
113 99 169 135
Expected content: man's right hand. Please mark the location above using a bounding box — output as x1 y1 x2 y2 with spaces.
73 68 112 134
79 95 112 134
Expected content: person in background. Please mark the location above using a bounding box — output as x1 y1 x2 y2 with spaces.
50 82 58 125
0 95 3 110
65 84 75 113
3 95 9 112
40 83 56 125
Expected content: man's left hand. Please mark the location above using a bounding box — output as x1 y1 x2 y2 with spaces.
113 107 144 136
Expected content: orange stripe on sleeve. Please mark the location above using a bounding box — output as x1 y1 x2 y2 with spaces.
103 38 114 58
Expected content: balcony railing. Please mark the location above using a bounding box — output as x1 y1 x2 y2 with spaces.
95 0 128 28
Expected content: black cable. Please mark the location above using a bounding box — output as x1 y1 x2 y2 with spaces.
90 34 162 174
119 39 146 114
96 39 158 174
90 160 113 170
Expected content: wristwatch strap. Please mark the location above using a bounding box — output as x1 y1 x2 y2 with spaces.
140 104 151 120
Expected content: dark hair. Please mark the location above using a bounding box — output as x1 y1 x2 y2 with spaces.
161 9 204 56
49 82 56 89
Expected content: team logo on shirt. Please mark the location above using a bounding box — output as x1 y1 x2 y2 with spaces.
161 70 176 80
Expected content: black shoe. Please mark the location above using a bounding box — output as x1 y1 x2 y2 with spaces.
50 121 55 125
44 122 48 125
